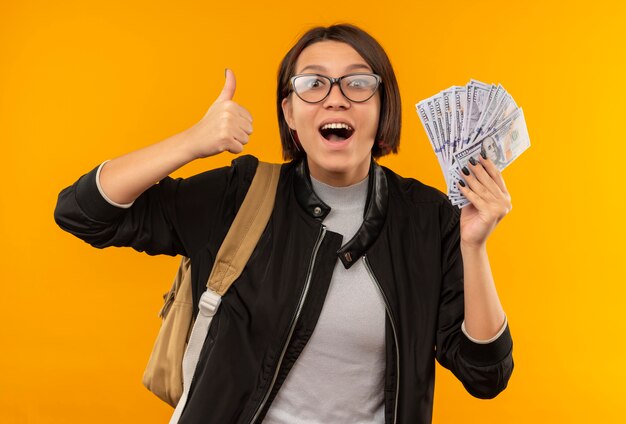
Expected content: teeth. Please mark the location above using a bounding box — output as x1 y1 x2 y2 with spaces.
320 122 353 131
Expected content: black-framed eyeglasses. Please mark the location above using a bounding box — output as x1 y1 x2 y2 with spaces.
290 73 382 103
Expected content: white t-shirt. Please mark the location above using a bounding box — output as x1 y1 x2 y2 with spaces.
263 175 386 424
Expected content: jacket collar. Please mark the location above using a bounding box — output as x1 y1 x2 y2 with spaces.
294 158 388 269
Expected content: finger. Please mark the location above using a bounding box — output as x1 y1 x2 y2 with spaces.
215 103 252 134
222 134 245 153
458 180 487 209
216 68 236 102
239 118 254 135
233 127 250 144
227 140 244 154
225 114 252 137
460 166 492 201
468 158 504 198
236 104 253 123
479 155 509 194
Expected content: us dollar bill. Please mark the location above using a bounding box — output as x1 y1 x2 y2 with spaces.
462 80 491 147
415 80 530 208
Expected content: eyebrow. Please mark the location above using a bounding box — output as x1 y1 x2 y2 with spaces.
298 63 372 74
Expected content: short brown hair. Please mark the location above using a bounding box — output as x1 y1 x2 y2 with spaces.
277 24 401 161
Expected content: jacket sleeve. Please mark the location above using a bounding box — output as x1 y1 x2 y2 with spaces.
434 201 514 399
53 155 258 258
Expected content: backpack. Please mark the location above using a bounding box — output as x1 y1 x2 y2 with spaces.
142 161 281 420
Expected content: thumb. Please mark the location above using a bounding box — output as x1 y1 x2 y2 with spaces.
216 68 236 102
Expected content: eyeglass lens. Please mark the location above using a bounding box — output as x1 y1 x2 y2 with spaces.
293 74 379 103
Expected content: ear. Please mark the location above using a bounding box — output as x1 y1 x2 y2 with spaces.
281 97 295 130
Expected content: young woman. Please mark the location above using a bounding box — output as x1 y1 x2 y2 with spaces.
55 24 514 424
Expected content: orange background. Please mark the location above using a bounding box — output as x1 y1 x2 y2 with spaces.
1 0 625 422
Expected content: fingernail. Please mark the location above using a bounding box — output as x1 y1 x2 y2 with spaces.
469 157 477 166
462 166 470 176
459 180 466 187
481 151 487 160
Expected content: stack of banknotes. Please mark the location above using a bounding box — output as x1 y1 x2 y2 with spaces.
415 80 530 208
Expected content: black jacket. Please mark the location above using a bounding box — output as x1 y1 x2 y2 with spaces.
54 155 513 424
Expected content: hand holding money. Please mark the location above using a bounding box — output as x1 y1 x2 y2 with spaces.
457 154 512 248
415 79 530 208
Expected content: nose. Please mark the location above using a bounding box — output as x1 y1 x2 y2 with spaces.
322 82 350 109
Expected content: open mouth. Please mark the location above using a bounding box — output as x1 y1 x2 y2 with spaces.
319 122 355 142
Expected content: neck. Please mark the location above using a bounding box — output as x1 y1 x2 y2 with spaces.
306 157 371 187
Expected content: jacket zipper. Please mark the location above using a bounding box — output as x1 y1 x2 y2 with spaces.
249 225 327 423
363 255 400 424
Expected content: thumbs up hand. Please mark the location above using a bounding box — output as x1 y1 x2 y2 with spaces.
184 69 254 159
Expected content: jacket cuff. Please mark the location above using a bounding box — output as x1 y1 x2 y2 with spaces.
459 322 512 367
461 315 508 344
96 161 134 208
75 163 131 223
